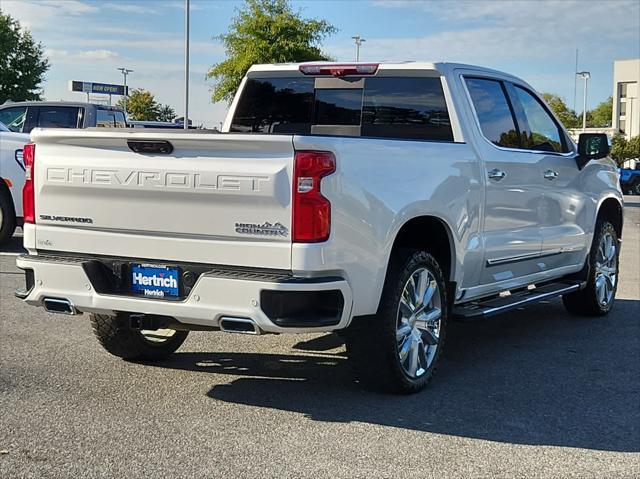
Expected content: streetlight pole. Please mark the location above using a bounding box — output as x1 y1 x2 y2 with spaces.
117 67 133 115
184 0 190 130
577 71 590 131
351 35 365 62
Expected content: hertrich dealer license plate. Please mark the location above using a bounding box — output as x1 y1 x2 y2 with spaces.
130 264 181 298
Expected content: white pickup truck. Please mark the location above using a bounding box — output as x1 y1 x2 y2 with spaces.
16 62 623 393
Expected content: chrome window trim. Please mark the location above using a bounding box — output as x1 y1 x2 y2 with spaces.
460 74 577 158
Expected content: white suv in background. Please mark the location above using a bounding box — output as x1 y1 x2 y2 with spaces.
0 121 29 244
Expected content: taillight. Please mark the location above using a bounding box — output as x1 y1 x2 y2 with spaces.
298 63 379 77
293 150 336 243
22 143 35 224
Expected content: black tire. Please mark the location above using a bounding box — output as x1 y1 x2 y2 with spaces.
345 249 449 394
90 313 188 361
633 180 640 196
562 220 619 316
0 186 17 246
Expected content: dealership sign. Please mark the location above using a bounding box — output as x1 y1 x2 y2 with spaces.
69 81 128 96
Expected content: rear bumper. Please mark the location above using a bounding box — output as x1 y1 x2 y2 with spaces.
15 254 353 334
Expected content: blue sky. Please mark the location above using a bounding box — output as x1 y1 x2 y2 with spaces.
3 0 639 128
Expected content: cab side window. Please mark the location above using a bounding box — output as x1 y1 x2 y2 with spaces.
465 78 520 149
0 107 27 132
509 86 569 153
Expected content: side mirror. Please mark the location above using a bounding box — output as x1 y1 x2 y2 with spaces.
576 133 610 169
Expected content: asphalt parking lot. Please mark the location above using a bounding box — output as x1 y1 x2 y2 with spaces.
1 198 638 478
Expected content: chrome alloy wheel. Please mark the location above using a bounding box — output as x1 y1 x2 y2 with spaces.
595 232 617 307
396 267 442 379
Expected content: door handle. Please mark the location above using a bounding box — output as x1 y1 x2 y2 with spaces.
488 168 506 181
544 170 559 180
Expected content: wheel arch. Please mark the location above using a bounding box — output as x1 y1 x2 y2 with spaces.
0 177 17 216
596 196 623 239
387 215 456 283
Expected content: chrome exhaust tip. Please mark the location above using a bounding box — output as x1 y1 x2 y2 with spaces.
43 298 77 315
219 317 260 335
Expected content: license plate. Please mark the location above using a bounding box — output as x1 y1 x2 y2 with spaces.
130 264 181 298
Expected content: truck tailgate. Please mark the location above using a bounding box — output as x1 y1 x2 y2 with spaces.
30 129 294 269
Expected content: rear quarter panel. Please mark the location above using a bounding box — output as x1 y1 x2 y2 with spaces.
292 135 483 316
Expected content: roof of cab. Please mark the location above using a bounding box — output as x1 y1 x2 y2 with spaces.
248 61 439 73
248 61 508 74
246 61 529 89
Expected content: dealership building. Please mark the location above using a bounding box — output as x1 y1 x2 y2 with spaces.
612 58 640 140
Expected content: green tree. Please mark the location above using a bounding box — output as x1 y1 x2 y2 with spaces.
117 89 175 122
542 93 579 129
610 133 627 166
156 104 176 122
588 96 612 128
0 10 50 103
609 134 640 166
628 136 640 161
207 0 336 103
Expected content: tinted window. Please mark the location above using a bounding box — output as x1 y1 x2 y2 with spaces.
0 107 27 132
97 108 127 128
230 77 314 133
230 75 454 141
37 106 80 129
511 86 567 153
314 89 362 125
466 78 519 148
362 77 453 141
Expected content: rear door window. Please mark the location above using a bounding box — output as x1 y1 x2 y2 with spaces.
230 75 454 141
36 106 81 129
0 106 27 132
465 78 520 149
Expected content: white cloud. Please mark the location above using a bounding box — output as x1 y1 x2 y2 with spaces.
102 2 159 14
45 48 120 62
44 49 70 61
334 0 639 64
66 37 223 54
165 1 206 11
78 49 121 60
101 0 205 14
1 0 98 30
42 0 98 15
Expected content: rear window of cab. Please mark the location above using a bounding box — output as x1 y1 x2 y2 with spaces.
230 76 454 142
